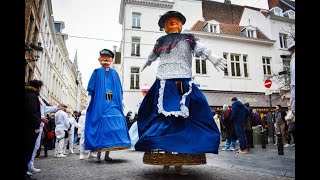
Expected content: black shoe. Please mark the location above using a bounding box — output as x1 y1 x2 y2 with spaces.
104 156 113 161
25 174 37 180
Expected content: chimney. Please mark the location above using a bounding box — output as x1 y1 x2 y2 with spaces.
268 0 280 10
224 0 231 5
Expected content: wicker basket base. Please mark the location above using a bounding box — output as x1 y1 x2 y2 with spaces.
143 151 206 166
91 146 130 153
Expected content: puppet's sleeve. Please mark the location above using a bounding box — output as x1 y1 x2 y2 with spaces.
141 42 159 72
87 69 97 96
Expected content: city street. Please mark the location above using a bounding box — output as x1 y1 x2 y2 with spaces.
32 143 295 180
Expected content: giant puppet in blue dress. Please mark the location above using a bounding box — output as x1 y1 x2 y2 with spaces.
84 49 131 161
135 11 227 174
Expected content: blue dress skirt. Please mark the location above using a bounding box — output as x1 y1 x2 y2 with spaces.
135 78 220 154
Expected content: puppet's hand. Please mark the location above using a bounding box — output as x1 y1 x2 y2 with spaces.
141 61 152 72
208 53 227 72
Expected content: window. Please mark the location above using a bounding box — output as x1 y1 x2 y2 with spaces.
223 53 228 76
282 58 291 73
279 33 288 49
230 54 241 77
241 28 255 38
131 37 140 56
283 10 295 19
132 12 141 29
224 53 248 78
262 57 272 75
243 55 248 77
247 30 254 38
130 67 140 90
195 55 207 74
204 22 219 33
270 7 283 16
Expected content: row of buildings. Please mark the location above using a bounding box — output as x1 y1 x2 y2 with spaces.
115 0 295 114
25 0 88 112
24 0 295 114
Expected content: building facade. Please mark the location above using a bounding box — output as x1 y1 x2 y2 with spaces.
117 0 294 114
28 0 87 112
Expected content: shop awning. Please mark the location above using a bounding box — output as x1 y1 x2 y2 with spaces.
202 91 288 108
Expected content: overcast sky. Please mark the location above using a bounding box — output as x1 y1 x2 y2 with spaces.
51 0 269 89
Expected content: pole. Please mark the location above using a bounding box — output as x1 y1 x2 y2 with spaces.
269 94 275 144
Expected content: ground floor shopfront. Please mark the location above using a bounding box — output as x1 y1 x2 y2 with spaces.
203 90 289 115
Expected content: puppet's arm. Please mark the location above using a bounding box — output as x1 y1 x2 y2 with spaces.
194 41 227 72
141 52 158 72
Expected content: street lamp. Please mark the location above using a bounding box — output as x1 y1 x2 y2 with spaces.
25 42 43 62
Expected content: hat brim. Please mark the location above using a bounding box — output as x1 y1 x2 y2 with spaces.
158 12 186 28
100 49 114 58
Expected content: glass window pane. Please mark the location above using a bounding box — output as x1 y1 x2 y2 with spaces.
196 60 200 74
231 62 235 76
202 60 206 74
236 63 240 76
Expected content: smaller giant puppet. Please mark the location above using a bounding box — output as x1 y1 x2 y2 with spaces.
135 11 227 174
84 48 131 161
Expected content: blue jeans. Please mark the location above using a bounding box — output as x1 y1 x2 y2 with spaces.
73 134 78 144
234 123 247 151
225 139 236 149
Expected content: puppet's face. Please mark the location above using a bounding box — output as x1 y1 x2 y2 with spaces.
98 55 113 68
164 17 182 34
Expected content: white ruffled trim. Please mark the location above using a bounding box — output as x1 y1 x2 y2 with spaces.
157 79 193 118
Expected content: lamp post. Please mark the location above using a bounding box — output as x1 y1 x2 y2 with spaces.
25 42 43 62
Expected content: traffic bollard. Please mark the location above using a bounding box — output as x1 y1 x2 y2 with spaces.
277 132 284 155
261 129 266 149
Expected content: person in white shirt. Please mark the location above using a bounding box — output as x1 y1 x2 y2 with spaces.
63 108 81 154
54 104 70 157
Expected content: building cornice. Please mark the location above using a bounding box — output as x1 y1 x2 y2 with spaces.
269 14 295 24
119 0 174 24
184 30 276 45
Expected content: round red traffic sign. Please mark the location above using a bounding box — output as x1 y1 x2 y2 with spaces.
264 79 272 88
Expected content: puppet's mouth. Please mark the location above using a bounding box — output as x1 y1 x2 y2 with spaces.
101 61 111 65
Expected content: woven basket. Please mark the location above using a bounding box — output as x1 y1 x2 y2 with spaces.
91 146 130 153
143 151 206 166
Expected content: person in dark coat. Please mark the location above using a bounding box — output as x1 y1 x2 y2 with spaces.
24 80 43 178
230 97 249 154
221 104 237 151
243 102 254 150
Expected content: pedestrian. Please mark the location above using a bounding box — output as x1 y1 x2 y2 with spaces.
285 106 295 147
243 102 254 150
288 41 295 115
221 104 237 151
84 48 131 161
64 108 81 154
135 10 227 174
230 97 249 154
24 80 42 179
273 105 287 146
54 104 70 158
28 88 61 174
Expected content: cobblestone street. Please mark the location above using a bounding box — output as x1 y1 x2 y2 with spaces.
32 143 295 180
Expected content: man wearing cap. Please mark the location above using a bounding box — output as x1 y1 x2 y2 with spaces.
288 42 295 115
135 11 226 174
84 48 131 161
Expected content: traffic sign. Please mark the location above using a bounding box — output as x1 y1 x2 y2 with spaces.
264 79 272 88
